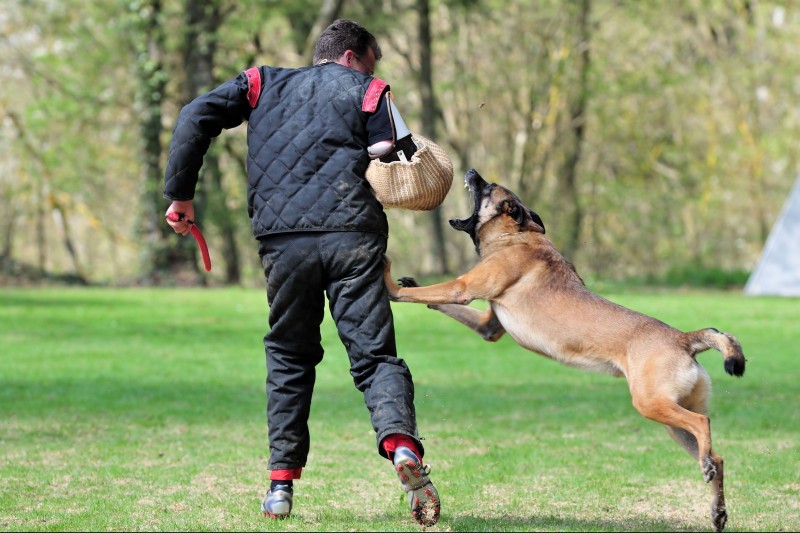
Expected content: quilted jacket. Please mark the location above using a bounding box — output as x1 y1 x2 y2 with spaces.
163 62 389 238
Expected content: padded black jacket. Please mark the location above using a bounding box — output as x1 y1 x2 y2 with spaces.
163 62 389 238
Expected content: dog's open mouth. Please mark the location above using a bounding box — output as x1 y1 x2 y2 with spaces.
449 168 486 235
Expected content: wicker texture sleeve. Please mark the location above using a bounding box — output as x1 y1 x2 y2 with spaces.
365 135 453 211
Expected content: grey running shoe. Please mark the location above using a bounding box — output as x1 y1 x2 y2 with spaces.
393 446 440 526
261 484 293 519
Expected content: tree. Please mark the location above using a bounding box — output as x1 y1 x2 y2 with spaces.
417 0 449 274
130 0 199 285
559 0 591 261
181 0 243 284
3 0 799 286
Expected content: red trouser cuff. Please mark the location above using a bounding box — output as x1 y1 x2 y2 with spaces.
380 433 422 460
270 467 302 480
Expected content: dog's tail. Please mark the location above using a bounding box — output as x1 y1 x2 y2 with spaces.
686 328 746 377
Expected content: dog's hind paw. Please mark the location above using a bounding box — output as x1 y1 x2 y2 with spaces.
702 456 717 483
712 505 727 532
398 277 420 288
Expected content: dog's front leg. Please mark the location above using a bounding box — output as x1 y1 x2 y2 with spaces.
384 257 472 305
395 276 506 341
384 256 503 305
432 304 506 342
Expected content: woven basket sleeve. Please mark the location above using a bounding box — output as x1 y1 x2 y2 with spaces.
365 135 454 210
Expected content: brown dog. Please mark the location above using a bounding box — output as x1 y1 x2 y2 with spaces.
384 168 745 532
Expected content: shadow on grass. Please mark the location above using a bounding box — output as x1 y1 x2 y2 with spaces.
446 513 702 532
348 511 704 533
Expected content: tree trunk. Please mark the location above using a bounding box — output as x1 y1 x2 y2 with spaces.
183 0 242 283
6 109 54 278
134 0 199 285
1 197 14 260
417 0 449 274
50 195 88 284
206 151 241 283
561 0 591 261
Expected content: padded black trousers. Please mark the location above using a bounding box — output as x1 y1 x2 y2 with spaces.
258 232 422 471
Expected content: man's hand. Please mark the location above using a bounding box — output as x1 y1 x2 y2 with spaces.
165 200 195 236
165 200 212 272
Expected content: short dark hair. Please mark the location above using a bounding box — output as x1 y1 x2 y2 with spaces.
312 19 382 65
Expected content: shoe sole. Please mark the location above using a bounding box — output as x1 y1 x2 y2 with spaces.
396 457 440 526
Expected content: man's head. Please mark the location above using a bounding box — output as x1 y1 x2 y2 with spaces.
313 19 381 75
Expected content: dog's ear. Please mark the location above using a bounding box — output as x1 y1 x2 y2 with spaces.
502 200 522 222
524 209 546 234
502 201 545 234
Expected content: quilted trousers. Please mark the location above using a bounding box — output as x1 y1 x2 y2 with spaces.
258 232 422 471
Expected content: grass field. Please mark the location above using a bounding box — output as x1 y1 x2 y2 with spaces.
1 286 798 532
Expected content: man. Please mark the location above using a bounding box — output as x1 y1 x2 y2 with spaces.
163 19 440 527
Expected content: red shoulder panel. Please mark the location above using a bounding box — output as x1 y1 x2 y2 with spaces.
245 66 261 108
362 78 388 112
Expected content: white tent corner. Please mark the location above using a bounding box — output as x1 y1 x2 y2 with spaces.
744 175 800 297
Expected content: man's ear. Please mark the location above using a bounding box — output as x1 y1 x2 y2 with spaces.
335 49 355 69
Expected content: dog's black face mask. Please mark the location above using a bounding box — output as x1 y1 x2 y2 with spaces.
448 168 485 242
449 168 545 249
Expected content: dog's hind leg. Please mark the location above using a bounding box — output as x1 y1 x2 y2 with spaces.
665 425 699 459
709 452 727 532
634 384 728 532
672 375 727 533
634 397 715 475
663 370 710 462
664 424 727 532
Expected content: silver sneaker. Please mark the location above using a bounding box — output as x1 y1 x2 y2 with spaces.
393 446 440 526
261 485 293 519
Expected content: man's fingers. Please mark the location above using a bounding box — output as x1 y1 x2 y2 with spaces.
166 220 191 236
166 211 193 235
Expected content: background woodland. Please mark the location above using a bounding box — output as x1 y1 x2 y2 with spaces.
1 0 798 287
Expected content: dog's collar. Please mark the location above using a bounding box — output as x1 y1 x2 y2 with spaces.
483 232 515 247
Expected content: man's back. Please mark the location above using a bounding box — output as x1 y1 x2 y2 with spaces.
245 62 389 238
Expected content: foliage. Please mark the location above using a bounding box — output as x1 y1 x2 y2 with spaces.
2 0 799 285
1 286 798 531
644 265 751 289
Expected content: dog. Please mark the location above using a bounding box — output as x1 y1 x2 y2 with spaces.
384 168 746 532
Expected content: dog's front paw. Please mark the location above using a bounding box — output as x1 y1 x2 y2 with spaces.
398 276 420 288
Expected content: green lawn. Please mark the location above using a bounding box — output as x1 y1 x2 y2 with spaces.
1 287 797 532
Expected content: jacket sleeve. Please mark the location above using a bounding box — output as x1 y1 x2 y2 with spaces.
163 72 252 201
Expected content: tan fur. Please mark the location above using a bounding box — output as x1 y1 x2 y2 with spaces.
384 170 745 532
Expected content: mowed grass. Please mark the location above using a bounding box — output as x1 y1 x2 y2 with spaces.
0 286 798 532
